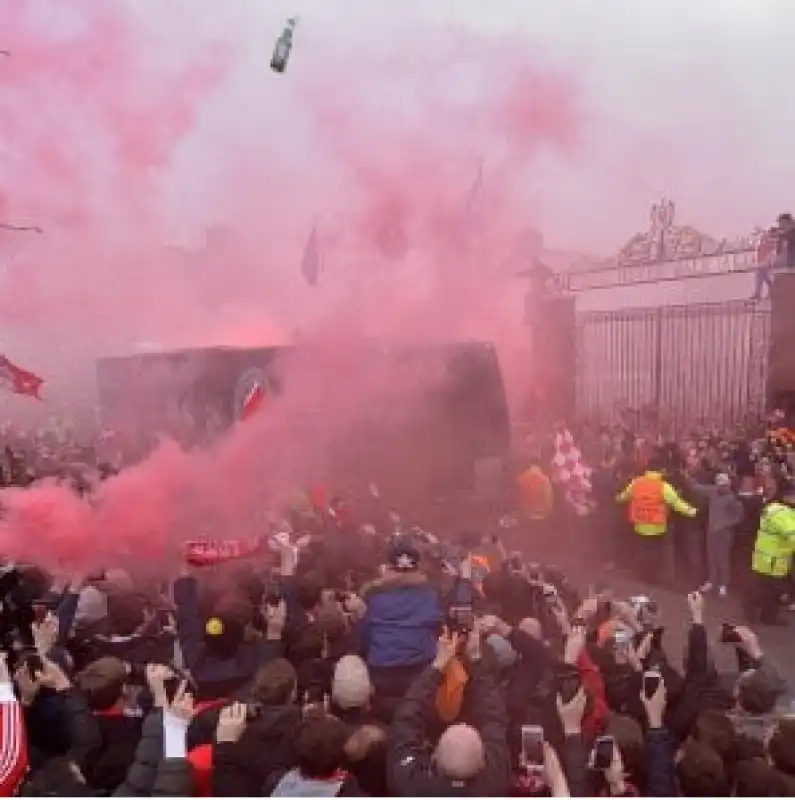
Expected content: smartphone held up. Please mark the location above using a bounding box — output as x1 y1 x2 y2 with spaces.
592 735 615 771
719 622 742 644
520 725 545 772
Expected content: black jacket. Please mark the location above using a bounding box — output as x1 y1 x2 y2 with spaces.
210 705 302 796
561 733 591 797
387 662 511 796
151 759 195 797
56 687 144 793
173 576 284 700
112 710 166 797
645 727 676 797
667 623 732 742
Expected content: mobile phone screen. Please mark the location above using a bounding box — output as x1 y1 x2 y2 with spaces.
520 725 545 768
558 673 582 703
163 677 181 704
593 736 614 771
643 671 661 699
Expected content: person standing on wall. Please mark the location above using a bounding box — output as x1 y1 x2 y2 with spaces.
616 456 697 586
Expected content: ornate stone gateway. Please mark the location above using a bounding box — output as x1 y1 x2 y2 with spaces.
536 201 773 428
561 199 763 291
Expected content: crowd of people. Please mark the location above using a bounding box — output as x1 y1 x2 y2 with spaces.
0 406 794 795
515 414 795 621
0 460 792 796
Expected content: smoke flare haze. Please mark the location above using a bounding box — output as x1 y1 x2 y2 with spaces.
0 0 792 569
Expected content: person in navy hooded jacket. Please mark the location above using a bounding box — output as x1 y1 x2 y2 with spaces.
358 536 471 710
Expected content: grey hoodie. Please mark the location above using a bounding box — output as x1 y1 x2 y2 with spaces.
271 768 344 797
687 478 744 534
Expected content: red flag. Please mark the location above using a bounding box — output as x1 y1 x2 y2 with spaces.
241 383 266 421
0 355 43 399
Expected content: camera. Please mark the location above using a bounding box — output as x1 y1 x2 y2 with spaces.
629 595 657 628
542 583 559 601
719 622 742 644
508 552 524 573
264 588 282 607
0 565 41 654
448 605 474 635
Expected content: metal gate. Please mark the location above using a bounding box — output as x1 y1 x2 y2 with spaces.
575 299 770 428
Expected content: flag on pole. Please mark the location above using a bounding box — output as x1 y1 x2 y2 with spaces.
301 223 322 286
241 383 266 421
457 158 484 249
0 355 44 399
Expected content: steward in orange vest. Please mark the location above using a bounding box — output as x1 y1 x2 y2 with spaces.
517 463 554 520
616 462 696 536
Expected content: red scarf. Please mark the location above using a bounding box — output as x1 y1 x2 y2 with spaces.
184 537 262 566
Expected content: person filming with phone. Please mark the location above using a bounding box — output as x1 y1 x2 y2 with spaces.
387 623 511 796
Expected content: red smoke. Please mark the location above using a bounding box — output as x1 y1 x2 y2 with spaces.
0 2 582 570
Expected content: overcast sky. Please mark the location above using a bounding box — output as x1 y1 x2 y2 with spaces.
146 0 794 256
1 0 793 388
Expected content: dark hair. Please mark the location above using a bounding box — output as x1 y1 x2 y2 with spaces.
296 715 349 779
251 658 297 706
19 757 85 797
767 717 795 775
737 668 780 714
76 657 127 711
206 594 253 657
646 456 666 473
691 710 737 770
734 757 794 796
106 593 147 637
344 726 387 796
295 571 323 612
606 714 646 788
676 741 729 797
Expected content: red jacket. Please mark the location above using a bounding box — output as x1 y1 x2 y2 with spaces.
577 649 608 741
0 689 28 797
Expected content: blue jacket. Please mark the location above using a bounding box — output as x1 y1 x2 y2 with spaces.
359 572 442 669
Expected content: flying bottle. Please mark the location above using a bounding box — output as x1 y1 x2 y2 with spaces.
271 17 297 74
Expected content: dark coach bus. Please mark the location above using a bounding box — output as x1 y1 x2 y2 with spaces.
96 340 511 501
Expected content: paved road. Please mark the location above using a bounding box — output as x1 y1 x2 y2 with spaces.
569 563 790 673
494 523 795 690
411 499 794 688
